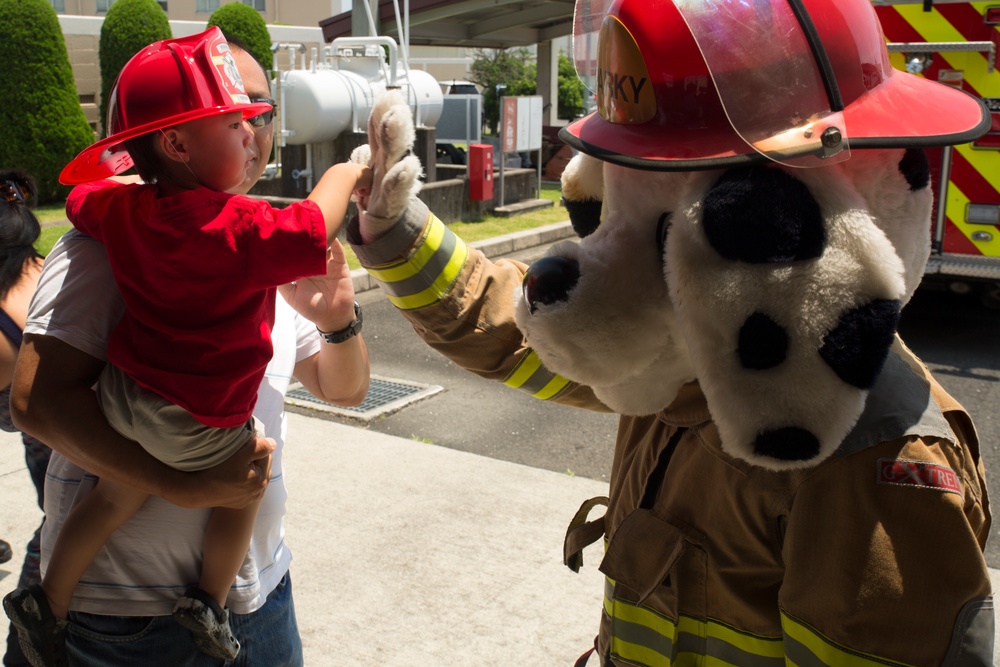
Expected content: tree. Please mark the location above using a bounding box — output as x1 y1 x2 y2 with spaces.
469 48 536 135
0 0 95 203
470 49 591 131
557 52 587 120
99 0 171 138
208 3 273 72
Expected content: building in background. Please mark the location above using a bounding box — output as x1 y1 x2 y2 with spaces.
48 0 475 131
48 0 350 27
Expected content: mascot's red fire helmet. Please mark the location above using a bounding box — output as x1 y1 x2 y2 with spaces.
60 27 272 185
562 0 991 170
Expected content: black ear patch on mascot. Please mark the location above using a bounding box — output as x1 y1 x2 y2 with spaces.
563 197 602 238
899 148 930 191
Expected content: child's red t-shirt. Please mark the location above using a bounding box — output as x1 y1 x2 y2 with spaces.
67 180 327 428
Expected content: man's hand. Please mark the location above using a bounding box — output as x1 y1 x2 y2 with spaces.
182 434 274 509
350 90 423 243
13 334 275 510
278 239 358 333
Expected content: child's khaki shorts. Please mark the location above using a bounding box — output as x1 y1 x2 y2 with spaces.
97 364 262 472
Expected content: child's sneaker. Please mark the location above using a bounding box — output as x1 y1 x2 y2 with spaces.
2 585 69 667
172 587 240 660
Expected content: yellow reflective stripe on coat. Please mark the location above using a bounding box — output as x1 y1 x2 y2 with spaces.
366 213 468 311
603 578 785 666
502 349 572 400
780 610 913 667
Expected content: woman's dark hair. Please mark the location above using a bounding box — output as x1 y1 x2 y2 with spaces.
0 170 43 299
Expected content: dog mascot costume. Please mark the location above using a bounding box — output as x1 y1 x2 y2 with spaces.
348 0 994 663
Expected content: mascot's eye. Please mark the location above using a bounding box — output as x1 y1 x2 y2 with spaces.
656 212 671 263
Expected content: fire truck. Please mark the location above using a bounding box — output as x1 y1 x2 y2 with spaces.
874 0 1000 308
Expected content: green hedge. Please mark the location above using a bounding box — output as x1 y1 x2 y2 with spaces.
0 0 95 204
99 0 172 137
208 3 273 72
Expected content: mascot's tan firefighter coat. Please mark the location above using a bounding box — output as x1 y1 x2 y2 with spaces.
347 0 995 663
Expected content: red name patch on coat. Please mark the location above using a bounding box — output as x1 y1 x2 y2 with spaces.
877 459 962 495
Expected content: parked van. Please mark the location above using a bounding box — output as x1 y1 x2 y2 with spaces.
439 80 480 96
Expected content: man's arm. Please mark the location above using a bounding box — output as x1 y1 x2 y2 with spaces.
11 334 272 509
292 336 369 406
280 239 370 405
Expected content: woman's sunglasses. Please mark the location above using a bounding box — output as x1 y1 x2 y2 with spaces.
248 98 278 127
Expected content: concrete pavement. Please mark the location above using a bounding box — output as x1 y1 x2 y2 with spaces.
0 413 609 665
5 414 999 665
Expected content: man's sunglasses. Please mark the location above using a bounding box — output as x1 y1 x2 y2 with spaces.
248 98 277 127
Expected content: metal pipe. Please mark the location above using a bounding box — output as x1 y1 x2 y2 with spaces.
273 42 307 71
933 146 953 253
330 37 398 87
391 0 419 124
361 0 378 38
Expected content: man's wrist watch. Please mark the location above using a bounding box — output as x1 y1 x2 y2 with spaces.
317 301 363 344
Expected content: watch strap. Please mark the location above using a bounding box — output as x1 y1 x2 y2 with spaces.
317 301 363 344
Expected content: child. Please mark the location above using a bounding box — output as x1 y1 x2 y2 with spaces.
2 27 371 666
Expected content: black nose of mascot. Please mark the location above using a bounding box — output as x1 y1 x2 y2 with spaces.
522 256 581 314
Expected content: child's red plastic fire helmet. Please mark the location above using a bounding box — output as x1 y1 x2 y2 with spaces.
562 0 991 170
60 27 272 185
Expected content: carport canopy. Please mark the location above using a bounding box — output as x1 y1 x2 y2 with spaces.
320 0 575 49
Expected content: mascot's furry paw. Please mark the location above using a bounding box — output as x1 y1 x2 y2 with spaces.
350 90 424 241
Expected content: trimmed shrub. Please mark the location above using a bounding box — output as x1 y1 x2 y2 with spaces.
0 0 95 203
99 0 171 137
208 3 273 71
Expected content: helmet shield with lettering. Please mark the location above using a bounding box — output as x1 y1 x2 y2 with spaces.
562 0 990 171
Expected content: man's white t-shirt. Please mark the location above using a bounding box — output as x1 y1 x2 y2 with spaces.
25 229 320 616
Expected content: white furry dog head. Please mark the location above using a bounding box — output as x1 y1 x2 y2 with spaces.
516 148 932 470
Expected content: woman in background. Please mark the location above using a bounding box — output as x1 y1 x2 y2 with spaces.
0 171 52 667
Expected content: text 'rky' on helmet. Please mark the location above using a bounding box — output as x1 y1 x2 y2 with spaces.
561 0 991 171
60 26 272 185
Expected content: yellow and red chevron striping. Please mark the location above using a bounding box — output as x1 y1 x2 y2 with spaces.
876 6 997 94
875 2 1000 261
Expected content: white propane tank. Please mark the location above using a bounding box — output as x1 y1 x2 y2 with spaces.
280 61 444 146
281 68 370 144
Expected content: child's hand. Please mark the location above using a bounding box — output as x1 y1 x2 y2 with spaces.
356 164 373 192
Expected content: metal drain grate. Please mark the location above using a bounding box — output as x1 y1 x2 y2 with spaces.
284 374 443 421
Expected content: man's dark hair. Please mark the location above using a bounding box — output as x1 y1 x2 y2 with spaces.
224 34 268 80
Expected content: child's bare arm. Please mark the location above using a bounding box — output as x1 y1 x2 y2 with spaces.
307 163 373 243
